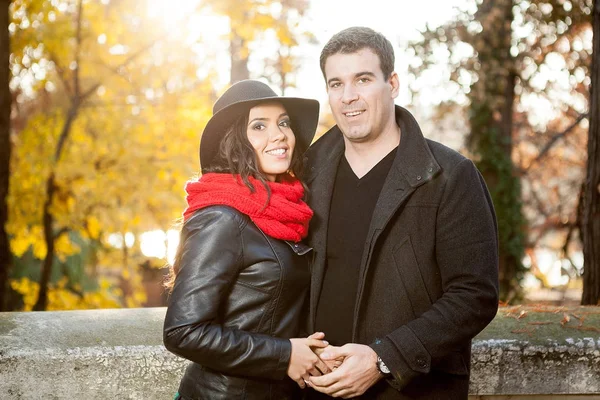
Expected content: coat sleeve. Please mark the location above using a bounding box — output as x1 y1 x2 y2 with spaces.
163 207 292 380
370 158 499 390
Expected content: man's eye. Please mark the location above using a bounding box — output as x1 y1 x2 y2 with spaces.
330 82 341 89
358 77 370 83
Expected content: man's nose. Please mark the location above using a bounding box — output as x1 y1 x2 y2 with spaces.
342 85 359 104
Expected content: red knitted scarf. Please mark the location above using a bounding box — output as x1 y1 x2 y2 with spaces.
183 173 313 242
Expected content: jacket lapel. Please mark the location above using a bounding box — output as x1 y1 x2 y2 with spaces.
304 130 344 331
351 106 442 339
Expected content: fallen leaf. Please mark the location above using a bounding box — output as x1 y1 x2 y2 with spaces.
511 328 536 336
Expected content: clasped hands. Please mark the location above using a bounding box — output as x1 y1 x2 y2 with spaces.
287 332 384 398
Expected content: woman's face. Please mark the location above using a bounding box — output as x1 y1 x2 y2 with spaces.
246 102 296 182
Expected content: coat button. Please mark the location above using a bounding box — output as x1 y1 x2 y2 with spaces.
416 357 427 368
428 167 433 173
416 175 422 181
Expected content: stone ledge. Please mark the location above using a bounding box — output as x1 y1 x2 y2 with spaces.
471 305 600 396
0 306 599 399
0 308 183 399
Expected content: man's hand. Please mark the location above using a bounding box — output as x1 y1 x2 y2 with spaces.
307 343 384 398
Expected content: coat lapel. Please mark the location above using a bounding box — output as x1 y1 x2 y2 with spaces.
304 130 344 331
351 106 442 339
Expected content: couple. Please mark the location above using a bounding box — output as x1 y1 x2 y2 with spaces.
163 27 499 400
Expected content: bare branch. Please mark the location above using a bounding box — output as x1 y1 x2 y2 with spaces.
49 54 72 97
103 39 160 77
521 113 588 174
74 0 83 97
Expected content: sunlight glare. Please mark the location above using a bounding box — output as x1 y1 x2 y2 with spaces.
140 229 180 265
140 230 167 259
145 0 230 49
146 0 201 25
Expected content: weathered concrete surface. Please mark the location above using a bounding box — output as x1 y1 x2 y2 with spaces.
470 306 600 396
0 308 185 399
0 306 599 399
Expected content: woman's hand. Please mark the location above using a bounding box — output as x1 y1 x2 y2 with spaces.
287 332 331 388
314 345 344 371
308 332 342 370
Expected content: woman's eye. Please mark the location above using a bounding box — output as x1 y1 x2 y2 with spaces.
252 123 265 130
279 119 291 128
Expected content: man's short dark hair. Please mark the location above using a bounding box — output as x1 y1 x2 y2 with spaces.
319 27 395 81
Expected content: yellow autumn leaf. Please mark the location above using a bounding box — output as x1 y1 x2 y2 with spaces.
10 278 39 311
157 170 169 181
87 216 101 240
10 235 31 257
32 238 47 260
55 234 80 262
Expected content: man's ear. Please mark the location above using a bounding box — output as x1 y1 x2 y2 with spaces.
389 72 400 99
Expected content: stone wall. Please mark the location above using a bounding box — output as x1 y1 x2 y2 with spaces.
0 306 598 399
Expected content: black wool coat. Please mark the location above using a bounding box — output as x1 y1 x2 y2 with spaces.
303 106 499 400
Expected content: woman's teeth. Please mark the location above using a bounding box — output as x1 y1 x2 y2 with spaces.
267 148 286 155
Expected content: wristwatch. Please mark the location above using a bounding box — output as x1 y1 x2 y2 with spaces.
376 356 390 375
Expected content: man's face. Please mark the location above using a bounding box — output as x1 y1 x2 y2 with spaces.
324 48 399 144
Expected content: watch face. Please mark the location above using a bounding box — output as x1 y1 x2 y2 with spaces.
377 357 390 374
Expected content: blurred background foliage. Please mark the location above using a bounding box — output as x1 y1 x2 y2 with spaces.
0 0 598 311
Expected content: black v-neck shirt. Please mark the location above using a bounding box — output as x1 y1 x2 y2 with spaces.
314 146 398 346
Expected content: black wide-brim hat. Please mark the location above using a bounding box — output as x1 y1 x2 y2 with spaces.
200 79 320 171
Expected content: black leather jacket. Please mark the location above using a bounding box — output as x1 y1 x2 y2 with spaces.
163 205 312 400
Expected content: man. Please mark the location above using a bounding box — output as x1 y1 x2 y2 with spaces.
303 27 499 399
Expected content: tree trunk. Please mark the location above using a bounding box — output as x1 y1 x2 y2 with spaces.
468 0 526 302
33 0 84 311
582 0 600 305
119 234 131 302
0 0 12 311
277 49 289 95
34 173 57 311
230 31 249 84
33 105 79 311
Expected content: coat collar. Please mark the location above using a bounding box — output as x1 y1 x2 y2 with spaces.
305 105 441 187
392 105 441 187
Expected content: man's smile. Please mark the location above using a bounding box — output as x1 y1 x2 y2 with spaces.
343 110 365 118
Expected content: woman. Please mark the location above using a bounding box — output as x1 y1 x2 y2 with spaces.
163 80 329 400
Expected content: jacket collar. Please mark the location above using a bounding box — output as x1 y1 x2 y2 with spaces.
305 105 441 185
392 105 441 187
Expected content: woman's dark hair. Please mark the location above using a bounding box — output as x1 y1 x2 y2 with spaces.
164 104 308 292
